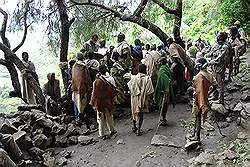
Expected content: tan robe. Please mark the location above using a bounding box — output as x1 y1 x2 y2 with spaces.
141 52 155 77
115 41 132 68
168 43 185 66
21 61 36 104
192 69 217 121
127 73 154 120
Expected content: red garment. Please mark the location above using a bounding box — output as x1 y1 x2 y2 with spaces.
186 70 190 81
90 77 116 112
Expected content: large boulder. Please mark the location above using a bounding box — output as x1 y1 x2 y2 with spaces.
241 91 250 102
51 123 67 135
55 135 68 147
211 103 227 115
43 152 56 167
13 131 33 150
194 152 215 165
233 102 244 112
65 123 78 137
68 136 78 145
78 135 94 146
56 157 67 166
18 111 32 121
150 134 181 148
0 118 18 134
33 134 48 150
37 116 54 129
28 147 45 161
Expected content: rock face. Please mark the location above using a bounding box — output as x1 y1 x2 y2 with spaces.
33 134 48 150
0 118 18 134
28 147 45 160
151 135 181 148
194 152 215 165
56 157 67 166
211 103 227 115
55 135 68 147
78 135 94 146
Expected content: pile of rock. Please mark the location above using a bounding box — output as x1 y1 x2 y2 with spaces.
209 76 250 125
0 109 96 166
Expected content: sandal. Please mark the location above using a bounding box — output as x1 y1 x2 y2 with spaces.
98 135 107 140
132 127 138 133
159 119 167 126
136 130 143 136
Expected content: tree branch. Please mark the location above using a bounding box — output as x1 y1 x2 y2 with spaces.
71 0 169 44
0 7 10 48
69 18 75 27
152 0 177 15
0 58 7 66
132 0 148 17
12 1 30 53
70 0 123 18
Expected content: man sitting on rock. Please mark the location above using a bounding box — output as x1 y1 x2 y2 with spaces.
0 133 26 167
43 73 61 116
190 58 217 141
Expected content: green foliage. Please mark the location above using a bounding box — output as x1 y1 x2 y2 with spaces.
180 118 195 130
219 0 250 36
223 139 249 165
0 85 21 113
219 0 247 27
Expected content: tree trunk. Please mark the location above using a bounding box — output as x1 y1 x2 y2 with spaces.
0 42 45 107
5 61 22 97
55 0 75 91
173 0 185 48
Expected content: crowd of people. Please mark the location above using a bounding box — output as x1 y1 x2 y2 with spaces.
1 20 246 166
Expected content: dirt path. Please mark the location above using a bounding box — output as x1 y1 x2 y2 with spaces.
55 103 243 167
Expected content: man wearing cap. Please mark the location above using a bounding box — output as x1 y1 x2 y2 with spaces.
154 58 176 126
127 64 154 136
190 58 217 141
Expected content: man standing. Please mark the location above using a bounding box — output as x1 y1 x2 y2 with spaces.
84 51 100 83
115 32 131 72
71 52 90 117
209 32 230 104
43 73 61 116
191 58 217 141
21 52 37 104
90 65 117 139
110 52 126 106
166 38 186 95
154 58 176 126
81 34 99 58
229 26 245 75
127 64 154 136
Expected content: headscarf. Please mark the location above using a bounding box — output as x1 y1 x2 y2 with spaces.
229 26 240 40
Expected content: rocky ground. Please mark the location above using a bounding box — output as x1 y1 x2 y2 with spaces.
0 49 249 167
